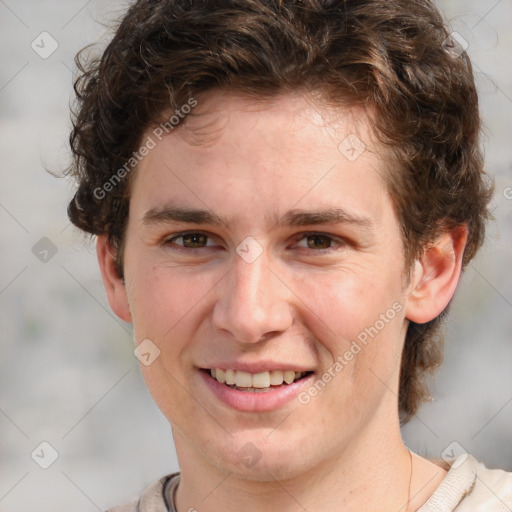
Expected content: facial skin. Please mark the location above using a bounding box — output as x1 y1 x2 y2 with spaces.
98 90 466 511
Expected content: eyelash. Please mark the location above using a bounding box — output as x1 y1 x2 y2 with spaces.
162 231 346 254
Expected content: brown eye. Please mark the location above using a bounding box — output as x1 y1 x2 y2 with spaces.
294 232 345 253
180 233 208 248
306 234 332 250
165 232 214 249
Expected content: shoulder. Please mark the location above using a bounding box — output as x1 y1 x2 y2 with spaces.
465 458 512 511
105 473 180 512
419 454 512 511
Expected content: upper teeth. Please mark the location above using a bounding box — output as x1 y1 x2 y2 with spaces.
209 369 306 388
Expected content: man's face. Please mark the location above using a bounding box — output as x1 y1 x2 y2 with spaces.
120 91 412 478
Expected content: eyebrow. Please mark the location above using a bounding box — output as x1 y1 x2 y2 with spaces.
142 205 373 230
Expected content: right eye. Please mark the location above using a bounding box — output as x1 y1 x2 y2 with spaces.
163 231 217 250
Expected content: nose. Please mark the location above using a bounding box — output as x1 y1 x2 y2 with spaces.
212 248 293 344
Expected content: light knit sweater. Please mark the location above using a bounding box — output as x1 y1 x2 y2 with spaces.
106 454 512 512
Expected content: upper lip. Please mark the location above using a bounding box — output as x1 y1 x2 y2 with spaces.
200 361 315 374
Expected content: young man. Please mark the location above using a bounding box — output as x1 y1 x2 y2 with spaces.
66 0 511 510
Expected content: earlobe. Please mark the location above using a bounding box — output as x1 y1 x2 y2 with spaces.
96 235 132 323
405 225 468 324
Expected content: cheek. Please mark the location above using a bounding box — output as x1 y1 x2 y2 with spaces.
125 262 217 424
295 265 405 406
295 264 403 346
126 260 212 346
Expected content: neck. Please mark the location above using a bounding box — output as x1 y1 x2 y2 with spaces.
173 412 417 512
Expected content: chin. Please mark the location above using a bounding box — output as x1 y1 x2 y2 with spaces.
203 429 318 481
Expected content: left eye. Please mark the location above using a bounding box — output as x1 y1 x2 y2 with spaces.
294 233 339 250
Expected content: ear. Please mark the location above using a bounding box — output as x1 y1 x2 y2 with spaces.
96 235 132 323
405 225 468 324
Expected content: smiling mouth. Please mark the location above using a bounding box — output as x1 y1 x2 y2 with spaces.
201 368 313 392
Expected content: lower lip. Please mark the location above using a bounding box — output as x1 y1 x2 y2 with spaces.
199 370 315 412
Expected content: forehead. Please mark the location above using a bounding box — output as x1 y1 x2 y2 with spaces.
130 90 393 228
178 89 376 152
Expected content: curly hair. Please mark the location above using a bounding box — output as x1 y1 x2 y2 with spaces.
66 0 493 422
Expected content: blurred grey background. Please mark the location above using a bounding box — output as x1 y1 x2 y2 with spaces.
0 1 510 510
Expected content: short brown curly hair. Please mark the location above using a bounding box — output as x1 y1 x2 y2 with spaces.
66 0 493 422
